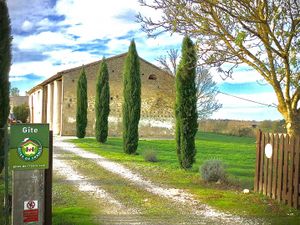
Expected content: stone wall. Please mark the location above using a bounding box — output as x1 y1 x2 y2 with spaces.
10 96 29 110
61 54 175 137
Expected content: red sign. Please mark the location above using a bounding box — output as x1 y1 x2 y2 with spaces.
23 200 39 223
23 209 39 223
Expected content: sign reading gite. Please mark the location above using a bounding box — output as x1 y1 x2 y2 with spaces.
10 124 49 170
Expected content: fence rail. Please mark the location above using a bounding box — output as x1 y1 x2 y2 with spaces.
254 130 300 208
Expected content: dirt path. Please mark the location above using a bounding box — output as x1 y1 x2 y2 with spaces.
54 154 138 216
54 137 265 225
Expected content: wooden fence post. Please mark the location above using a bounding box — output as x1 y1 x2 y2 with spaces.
44 131 53 225
293 136 300 208
254 130 262 192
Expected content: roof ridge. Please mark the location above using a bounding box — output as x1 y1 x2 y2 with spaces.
27 52 173 94
59 52 127 75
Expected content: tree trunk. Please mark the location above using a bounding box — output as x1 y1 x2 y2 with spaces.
284 111 300 137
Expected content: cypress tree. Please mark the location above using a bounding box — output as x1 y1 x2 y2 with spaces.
122 40 141 154
175 36 198 169
0 0 11 173
95 58 110 143
76 67 88 138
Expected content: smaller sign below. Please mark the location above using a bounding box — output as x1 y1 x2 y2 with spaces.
24 200 39 223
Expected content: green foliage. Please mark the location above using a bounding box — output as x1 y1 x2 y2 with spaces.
95 58 110 143
76 68 88 138
235 31 246 46
13 104 29 123
0 0 12 173
10 87 19 96
143 149 158 162
175 36 198 169
200 159 227 182
122 40 141 154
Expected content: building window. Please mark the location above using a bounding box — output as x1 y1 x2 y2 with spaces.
148 74 157 80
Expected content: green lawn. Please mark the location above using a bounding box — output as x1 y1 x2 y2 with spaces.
73 132 256 188
52 175 98 225
0 173 98 225
71 132 300 222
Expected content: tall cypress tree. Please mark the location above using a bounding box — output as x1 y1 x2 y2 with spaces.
95 58 110 143
175 36 198 169
122 40 141 154
0 0 11 173
76 67 88 138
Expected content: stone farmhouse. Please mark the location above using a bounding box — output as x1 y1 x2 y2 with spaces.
27 53 175 137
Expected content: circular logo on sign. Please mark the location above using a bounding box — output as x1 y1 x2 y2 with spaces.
17 138 43 161
27 200 36 209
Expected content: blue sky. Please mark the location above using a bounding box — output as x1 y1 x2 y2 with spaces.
7 0 282 121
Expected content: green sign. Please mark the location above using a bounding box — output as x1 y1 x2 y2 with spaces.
10 124 49 170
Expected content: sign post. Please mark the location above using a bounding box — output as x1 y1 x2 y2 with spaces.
9 124 50 225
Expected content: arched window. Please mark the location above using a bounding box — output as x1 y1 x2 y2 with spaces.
148 74 157 80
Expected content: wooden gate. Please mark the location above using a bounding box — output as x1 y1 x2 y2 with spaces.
254 130 300 208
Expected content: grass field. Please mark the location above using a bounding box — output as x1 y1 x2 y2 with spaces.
52 175 98 225
71 132 300 223
73 132 256 188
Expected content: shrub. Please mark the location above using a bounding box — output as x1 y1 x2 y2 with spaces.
143 149 158 162
13 104 29 123
200 159 227 182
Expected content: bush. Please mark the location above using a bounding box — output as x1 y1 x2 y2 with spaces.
200 159 227 182
143 149 158 162
13 104 29 123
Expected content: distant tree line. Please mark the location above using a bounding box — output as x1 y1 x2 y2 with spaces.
199 119 286 137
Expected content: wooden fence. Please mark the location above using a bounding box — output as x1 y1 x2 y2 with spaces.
254 130 300 208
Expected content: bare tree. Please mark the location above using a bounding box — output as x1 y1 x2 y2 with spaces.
156 49 222 119
156 49 179 75
196 67 222 119
137 0 300 136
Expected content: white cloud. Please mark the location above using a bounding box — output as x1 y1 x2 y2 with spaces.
18 31 76 50
55 0 141 42
10 49 100 79
44 49 100 69
211 67 264 84
106 39 131 55
144 33 183 49
211 92 282 121
10 61 60 78
21 20 34 32
37 18 54 27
